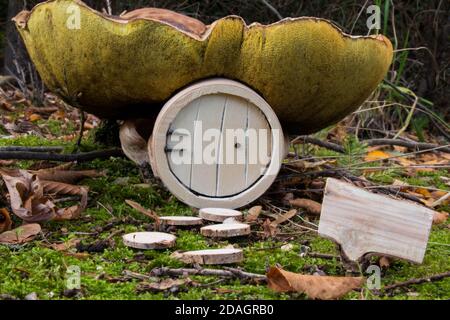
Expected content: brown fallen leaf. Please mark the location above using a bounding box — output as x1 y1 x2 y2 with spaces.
433 211 449 225
1 170 56 222
34 168 105 184
270 209 298 227
266 266 364 300
0 223 41 244
245 206 262 223
262 218 277 238
364 150 391 162
0 170 88 222
379 256 391 269
289 198 322 216
41 180 88 220
28 113 41 122
0 208 12 233
48 238 81 251
125 199 160 228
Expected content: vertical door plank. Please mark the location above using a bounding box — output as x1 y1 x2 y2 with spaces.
190 95 227 196
166 99 200 188
216 96 248 197
246 105 272 188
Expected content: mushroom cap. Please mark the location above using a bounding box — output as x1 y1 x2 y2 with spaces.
15 0 393 134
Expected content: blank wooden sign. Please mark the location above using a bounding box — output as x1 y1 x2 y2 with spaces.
318 178 434 263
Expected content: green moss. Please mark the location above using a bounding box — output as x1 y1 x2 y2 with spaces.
0 133 448 300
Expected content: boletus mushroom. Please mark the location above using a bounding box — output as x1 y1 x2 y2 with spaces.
14 0 393 134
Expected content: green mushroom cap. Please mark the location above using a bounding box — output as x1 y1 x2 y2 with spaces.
15 0 393 134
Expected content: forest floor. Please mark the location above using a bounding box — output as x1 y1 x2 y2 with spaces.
0 89 449 300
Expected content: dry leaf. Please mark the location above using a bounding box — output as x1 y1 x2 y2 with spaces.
392 157 416 167
125 199 160 227
34 169 104 184
270 209 298 227
48 238 80 251
364 150 391 162
266 266 364 300
262 218 277 238
0 223 41 244
414 188 432 198
433 211 449 225
246 206 262 222
379 256 391 269
0 170 88 222
41 181 88 220
289 198 322 216
28 113 41 122
0 208 12 233
1 170 56 222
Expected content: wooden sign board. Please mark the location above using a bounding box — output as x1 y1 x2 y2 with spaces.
318 178 434 263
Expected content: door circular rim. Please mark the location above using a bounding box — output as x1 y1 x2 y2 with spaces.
150 78 284 209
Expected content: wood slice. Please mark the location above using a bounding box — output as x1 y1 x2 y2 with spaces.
318 178 434 263
199 208 242 222
159 216 203 226
177 248 244 265
122 232 176 250
201 223 251 238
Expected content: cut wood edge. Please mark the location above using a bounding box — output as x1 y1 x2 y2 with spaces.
201 223 251 238
199 208 243 222
318 178 434 264
122 232 176 250
176 248 244 265
159 216 203 226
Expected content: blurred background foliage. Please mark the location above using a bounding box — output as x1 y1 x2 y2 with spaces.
0 0 448 138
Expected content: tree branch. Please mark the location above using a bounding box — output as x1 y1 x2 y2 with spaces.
151 267 267 282
0 148 124 162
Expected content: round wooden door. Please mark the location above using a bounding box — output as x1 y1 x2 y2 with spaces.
150 78 284 209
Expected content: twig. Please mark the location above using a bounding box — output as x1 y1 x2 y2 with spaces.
122 270 158 282
97 201 114 216
365 139 450 153
431 192 450 208
381 271 450 292
307 252 341 260
75 111 86 149
0 148 124 162
0 146 63 153
292 136 345 153
293 136 450 154
151 267 267 282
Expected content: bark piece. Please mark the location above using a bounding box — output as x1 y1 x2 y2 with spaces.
318 178 434 263
200 223 250 238
122 232 176 249
159 216 203 226
199 208 242 222
176 248 244 265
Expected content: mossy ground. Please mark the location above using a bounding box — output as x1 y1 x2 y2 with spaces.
0 133 448 300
